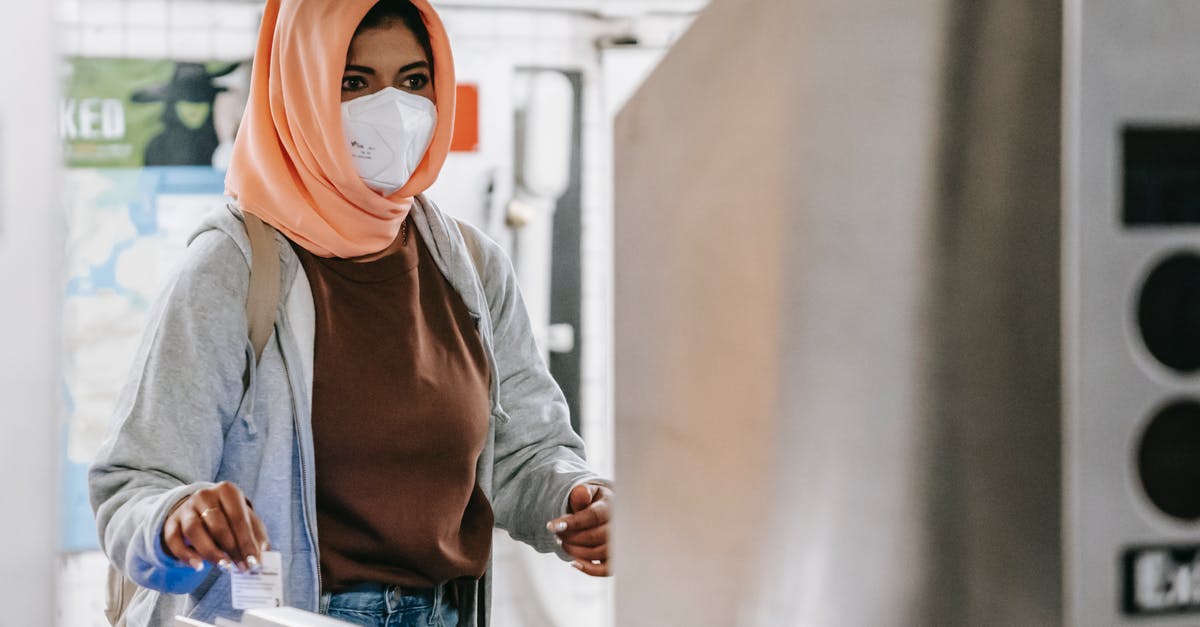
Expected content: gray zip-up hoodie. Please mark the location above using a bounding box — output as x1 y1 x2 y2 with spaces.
89 198 603 625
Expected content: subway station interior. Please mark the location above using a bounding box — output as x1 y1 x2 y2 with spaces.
2 0 1200 625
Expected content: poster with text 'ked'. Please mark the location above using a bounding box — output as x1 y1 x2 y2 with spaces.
62 58 249 169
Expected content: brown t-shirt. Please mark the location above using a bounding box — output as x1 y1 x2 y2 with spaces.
291 219 494 592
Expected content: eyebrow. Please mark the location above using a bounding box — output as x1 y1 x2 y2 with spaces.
344 61 430 75
399 61 430 74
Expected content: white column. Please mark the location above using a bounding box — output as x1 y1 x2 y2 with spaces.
0 0 61 625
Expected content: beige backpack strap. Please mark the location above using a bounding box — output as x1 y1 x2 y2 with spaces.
243 211 281 361
454 217 483 277
104 564 138 626
413 195 482 276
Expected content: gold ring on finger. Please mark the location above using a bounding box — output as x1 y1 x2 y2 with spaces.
200 507 220 519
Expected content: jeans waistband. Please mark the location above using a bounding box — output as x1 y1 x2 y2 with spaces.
336 581 440 599
321 580 456 620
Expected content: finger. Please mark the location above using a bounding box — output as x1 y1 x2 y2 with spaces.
216 484 261 569
556 524 607 548
570 559 611 577
561 542 608 562
162 515 206 572
568 484 598 514
196 501 243 567
178 506 234 569
557 498 611 532
550 485 612 531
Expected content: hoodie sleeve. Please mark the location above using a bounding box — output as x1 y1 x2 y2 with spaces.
88 230 251 593
470 228 611 557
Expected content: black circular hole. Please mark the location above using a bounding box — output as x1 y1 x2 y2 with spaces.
1138 400 1200 521
1137 252 1200 373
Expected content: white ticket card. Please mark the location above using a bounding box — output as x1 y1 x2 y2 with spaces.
231 551 284 610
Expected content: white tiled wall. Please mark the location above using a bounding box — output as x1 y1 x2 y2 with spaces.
57 1 697 626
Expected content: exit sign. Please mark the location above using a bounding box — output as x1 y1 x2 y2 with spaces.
1124 545 1200 616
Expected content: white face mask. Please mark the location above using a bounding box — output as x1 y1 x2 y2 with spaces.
341 87 437 196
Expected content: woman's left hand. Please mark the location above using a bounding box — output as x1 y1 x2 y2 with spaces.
546 482 613 577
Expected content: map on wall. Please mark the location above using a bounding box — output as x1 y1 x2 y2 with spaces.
60 57 249 551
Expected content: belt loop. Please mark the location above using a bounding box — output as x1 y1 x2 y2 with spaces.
429 582 444 625
386 584 398 613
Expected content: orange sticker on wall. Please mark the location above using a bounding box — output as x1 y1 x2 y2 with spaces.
451 84 479 152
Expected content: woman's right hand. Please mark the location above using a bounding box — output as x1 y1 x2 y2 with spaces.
161 481 270 573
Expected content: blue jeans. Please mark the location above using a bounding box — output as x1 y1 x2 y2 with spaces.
319 582 459 627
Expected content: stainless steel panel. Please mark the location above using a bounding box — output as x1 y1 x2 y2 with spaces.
615 0 1061 625
1064 2 1200 625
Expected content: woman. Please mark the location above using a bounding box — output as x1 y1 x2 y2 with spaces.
88 0 612 625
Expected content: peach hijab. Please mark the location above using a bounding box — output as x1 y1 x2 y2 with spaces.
226 0 456 258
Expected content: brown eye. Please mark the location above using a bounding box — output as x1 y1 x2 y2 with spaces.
341 76 368 92
401 74 430 91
